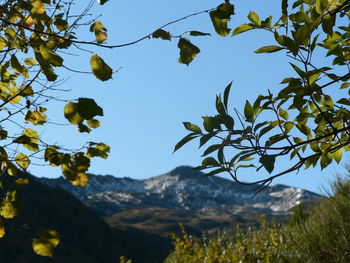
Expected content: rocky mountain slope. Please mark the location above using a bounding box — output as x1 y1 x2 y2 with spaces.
39 166 322 217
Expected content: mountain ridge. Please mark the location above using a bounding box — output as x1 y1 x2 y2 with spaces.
38 165 322 217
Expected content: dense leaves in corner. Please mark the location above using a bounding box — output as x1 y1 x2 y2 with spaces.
176 0 350 187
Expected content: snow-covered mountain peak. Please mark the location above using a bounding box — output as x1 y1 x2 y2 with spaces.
38 166 323 216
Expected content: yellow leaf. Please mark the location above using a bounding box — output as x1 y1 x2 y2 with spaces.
33 229 60 257
71 173 89 187
15 153 30 170
90 54 113 81
8 87 21 104
0 37 7 51
30 0 46 15
0 220 4 238
90 21 107 43
0 201 17 219
24 58 37 66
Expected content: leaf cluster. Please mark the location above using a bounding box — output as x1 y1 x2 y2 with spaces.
176 0 350 187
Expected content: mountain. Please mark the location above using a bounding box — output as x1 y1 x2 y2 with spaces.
0 175 172 263
39 166 322 218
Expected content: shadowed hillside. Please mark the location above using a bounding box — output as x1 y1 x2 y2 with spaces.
0 175 171 263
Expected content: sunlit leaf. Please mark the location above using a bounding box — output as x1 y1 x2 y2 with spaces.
90 54 113 81
39 45 63 67
15 153 30 170
210 2 235 37
33 229 60 257
244 100 254 122
64 102 83 125
254 45 283 53
30 0 46 15
333 148 342 163
90 21 107 43
248 11 261 26
86 142 110 159
183 122 202 134
232 24 254 36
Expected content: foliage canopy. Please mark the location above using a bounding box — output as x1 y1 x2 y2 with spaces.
176 0 350 190
1 0 350 258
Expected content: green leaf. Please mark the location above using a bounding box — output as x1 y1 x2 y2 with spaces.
33 229 60 257
284 122 294 134
202 157 219 166
289 63 305 78
25 110 47 125
202 144 222 156
320 152 332 170
340 83 350 89
254 45 283 53
177 38 200 65
64 102 83 125
232 24 254 36
39 45 63 67
202 116 219 132
87 119 100 128
308 72 321 86
210 2 235 37
244 100 254 122
333 148 342 163
189 31 211 36
216 96 226 115
295 24 310 44
86 143 110 159
152 29 172 40
316 0 329 14
24 58 37 66
259 155 275 174
76 98 103 120
90 54 113 81
11 55 27 77
199 133 215 148
15 128 39 152
337 98 350 106
282 0 288 16
204 167 226 176
183 122 202 134
174 133 197 152
223 82 232 110
78 124 91 133
279 108 289 120
7 162 17 176
248 11 261 26
54 15 69 31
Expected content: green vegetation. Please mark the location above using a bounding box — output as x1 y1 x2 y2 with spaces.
176 0 350 188
165 177 350 263
1 0 350 259
0 0 234 256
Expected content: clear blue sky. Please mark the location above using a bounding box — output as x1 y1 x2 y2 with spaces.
28 0 349 194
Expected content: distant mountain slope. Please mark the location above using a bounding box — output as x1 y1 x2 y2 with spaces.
39 166 323 217
0 175 171 263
